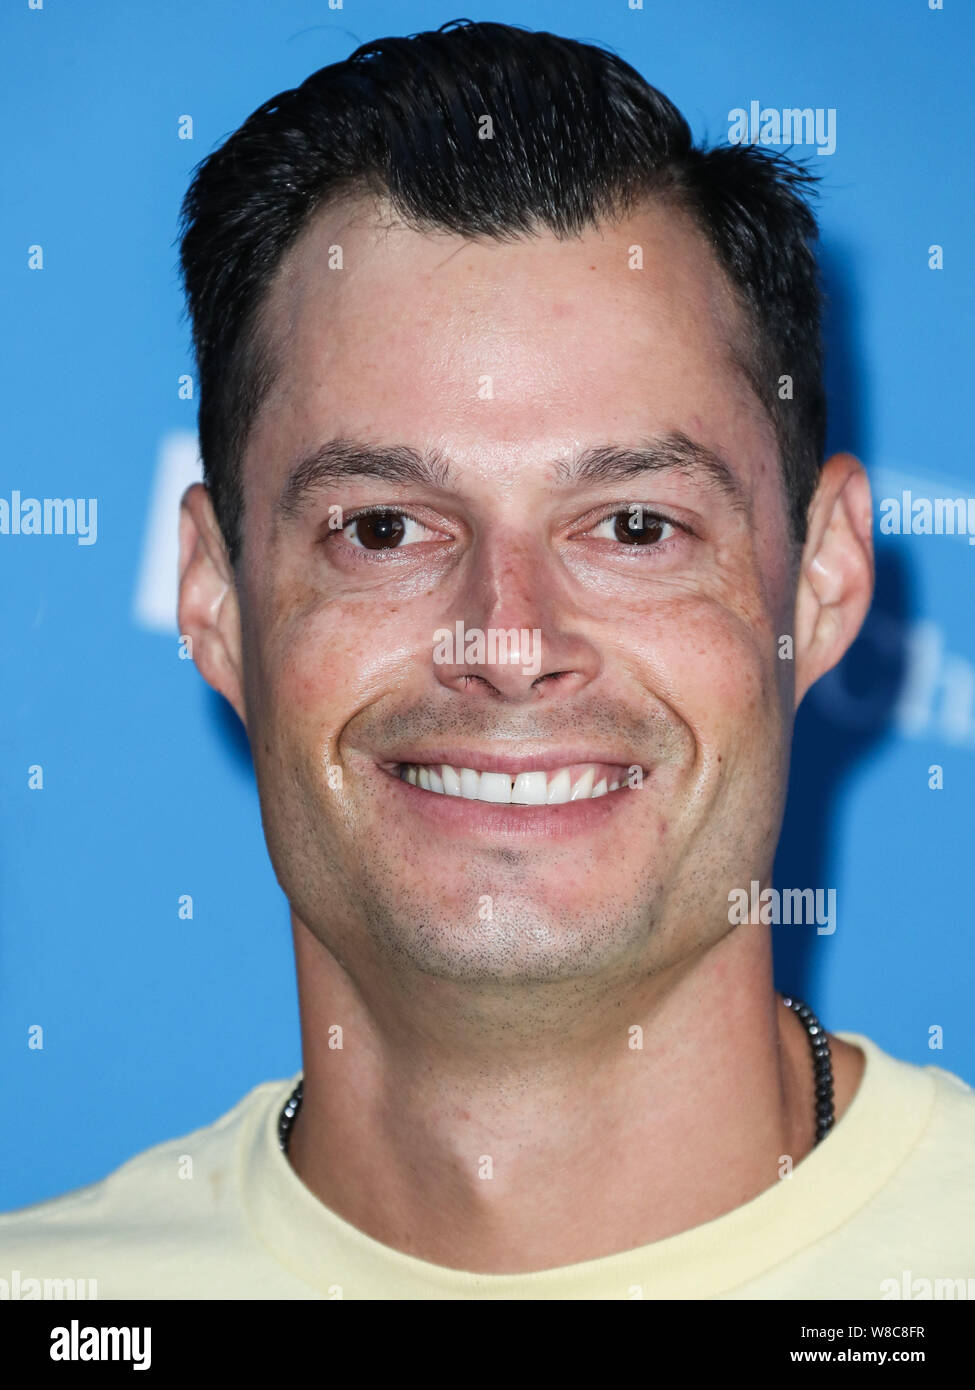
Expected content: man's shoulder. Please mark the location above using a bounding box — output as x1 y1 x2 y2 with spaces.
907 1051 975 1164
845 1031 975 1123
0 1077 290 1287
837 1032 975 1204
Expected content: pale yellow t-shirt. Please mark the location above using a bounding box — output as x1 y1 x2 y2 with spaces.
2 1032 973 1299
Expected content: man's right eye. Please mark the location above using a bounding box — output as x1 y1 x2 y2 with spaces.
341 510 435 550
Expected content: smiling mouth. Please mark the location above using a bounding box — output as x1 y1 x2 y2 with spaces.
394 761 632 804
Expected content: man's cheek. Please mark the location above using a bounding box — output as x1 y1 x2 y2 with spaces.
263 614 421 763
642 609 776 717
261 610 361 718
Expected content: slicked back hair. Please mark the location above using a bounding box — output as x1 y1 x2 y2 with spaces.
178 18 826 568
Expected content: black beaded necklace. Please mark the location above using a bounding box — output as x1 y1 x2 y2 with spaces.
782 994 836 1143
277 992 835 1152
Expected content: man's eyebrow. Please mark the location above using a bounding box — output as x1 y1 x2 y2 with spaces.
276 439 452 520
555 432 749 513
275 431 748 519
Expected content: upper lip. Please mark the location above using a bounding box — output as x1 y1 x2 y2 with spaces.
377 748 648 776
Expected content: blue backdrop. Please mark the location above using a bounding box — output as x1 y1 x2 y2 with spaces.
2 0 972 1211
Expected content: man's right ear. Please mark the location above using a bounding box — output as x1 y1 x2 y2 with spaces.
177 482 247 727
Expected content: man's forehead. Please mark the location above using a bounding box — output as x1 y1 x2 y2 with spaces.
260 190 744 340
244 190 775 515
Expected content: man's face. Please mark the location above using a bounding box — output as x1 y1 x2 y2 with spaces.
226 195 801 988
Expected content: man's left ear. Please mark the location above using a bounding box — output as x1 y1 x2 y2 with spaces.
792 452 874 708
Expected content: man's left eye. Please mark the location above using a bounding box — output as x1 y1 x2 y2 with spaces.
343 511 435 550
590 509 676 546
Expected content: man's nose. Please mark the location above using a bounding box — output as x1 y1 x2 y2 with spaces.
430 536 601 701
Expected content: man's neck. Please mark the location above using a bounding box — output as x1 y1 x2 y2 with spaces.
285 920 864 1274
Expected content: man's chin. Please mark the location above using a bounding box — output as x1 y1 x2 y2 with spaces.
355 887 656 986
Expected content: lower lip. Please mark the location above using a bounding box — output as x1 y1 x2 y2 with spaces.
377 767 635 838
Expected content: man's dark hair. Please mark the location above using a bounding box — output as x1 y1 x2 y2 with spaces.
178 18 825 568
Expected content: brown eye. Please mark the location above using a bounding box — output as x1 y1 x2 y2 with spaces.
347 511 407 549
611 509 669 545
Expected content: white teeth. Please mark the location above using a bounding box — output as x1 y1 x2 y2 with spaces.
512 771 548 805
569 768 595 801
546 769 572 804
398 761 634 804
478 771 512 803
